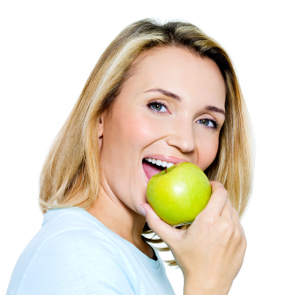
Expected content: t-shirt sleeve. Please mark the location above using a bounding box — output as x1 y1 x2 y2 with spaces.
16 229 136 295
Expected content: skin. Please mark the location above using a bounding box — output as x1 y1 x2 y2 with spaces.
143 182 246 295
87 46 246 293
87 46 225 254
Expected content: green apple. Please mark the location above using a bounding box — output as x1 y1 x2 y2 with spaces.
146 162 211 226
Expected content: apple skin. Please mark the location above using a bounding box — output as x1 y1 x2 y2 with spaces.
146 162 211 226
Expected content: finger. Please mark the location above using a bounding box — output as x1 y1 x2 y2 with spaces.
221 198 233 220
203 181 228 217
140 203 181 247
231 208 246 238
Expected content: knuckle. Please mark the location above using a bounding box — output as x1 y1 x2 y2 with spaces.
209 180 220 185
204 215 215 227
233 228 243 241
238 235 247 254
234 228 247 250
239 230 247 244
241 236 247 249
222 219 234 235
199 213 215 228
210 181 224 191
215 186 228 198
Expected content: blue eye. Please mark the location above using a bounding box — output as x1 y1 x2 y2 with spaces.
147 101 168 113
197 119 218 129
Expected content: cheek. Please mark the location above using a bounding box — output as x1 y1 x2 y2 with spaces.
99 112 157 201
119 112 160 148
197 136 219 171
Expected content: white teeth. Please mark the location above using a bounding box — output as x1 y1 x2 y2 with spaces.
144 158 175 169
161 161 167 167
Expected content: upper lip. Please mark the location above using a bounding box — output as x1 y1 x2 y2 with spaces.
143 154 189 164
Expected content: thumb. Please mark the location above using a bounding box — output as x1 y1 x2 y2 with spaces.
140 203 180 247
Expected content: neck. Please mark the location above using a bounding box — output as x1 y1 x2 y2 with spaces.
86 183 153 258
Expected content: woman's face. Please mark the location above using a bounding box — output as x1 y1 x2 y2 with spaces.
98 46 226 215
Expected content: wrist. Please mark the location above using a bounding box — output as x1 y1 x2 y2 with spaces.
183 274 229 295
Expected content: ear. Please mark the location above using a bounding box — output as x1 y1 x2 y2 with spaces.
98 115 104 138
98 114 104 151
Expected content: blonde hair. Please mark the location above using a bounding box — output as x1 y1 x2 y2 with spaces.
39 19 254 265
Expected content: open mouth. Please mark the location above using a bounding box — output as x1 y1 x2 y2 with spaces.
142 157 175 181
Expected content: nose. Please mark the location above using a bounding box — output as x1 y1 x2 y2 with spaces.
166 121 196 154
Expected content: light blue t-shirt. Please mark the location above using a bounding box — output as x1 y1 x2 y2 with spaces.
7 207 175 295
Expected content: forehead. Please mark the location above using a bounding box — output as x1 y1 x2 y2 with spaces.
131 45 223 76
121 46 226 107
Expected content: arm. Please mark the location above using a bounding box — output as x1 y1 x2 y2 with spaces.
141 181 247 295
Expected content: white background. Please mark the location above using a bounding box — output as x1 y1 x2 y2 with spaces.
1 1 296 294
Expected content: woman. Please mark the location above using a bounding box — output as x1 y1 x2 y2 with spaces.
7 19 253 294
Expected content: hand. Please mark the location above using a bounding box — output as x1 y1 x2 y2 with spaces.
140 181 247 294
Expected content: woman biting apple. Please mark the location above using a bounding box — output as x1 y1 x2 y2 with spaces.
7 19 253 295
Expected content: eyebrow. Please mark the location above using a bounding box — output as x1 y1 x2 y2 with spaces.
144 88 181 101
144 88 225 116
204 105 225 116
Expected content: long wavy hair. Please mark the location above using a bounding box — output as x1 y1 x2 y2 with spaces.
39 19 254 266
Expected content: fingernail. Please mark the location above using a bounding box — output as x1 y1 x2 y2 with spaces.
139 205 146 217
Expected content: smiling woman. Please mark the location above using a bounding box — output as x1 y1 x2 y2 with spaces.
7 19 253 295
